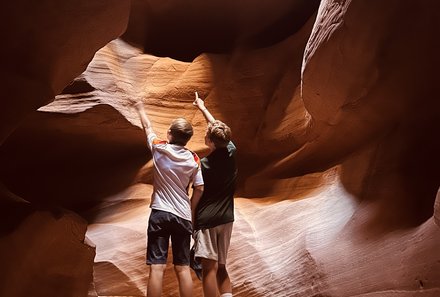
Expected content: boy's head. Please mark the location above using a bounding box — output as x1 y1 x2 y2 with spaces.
168 118 193 146
205 120 231 149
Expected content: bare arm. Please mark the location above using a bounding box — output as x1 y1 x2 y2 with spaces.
134 102 154 137
191 185 204 225
193 92 216 124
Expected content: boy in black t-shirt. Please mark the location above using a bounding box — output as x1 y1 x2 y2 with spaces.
192 92 237 297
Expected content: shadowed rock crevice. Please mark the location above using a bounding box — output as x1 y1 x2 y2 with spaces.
123 0 320 61
0 105 148 211
0 0 440 296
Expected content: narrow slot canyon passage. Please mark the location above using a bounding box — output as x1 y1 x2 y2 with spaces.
0 1 439 296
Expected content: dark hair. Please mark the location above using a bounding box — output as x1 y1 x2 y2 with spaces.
169 118 193 145
207 120 231 148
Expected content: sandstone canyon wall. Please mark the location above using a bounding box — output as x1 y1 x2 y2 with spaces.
0 1 131 297
0 0 439 297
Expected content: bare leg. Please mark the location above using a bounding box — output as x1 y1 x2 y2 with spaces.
201 258 218 297
147 264 166 297
174 265 193 297
217 264 232 295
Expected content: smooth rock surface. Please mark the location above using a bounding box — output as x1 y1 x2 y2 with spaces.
0 0 439 296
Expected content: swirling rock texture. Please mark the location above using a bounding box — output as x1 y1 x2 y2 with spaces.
0 1 131 297
0 0 439 296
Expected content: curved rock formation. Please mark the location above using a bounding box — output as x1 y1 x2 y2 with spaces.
0 1 130 297
0 204 94 297
123 0 320 61
0 0 439 296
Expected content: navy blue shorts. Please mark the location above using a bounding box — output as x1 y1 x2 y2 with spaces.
147 209 193 265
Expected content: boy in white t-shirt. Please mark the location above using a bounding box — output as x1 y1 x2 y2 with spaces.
134 102 204 297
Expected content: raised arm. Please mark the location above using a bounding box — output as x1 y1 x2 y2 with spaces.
134 101 154 137
193 92 215 124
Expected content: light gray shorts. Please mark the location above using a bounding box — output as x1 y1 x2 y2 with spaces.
194 222 233 265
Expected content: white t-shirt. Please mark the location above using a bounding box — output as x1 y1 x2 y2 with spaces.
147 133 204 221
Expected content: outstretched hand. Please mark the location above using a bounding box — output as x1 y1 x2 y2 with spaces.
132 100 145 111
193 91 215 123
193 91 205 110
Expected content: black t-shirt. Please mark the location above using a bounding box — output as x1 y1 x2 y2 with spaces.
194 141 237 230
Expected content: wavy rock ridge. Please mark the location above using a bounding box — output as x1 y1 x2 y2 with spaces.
0 0 439 296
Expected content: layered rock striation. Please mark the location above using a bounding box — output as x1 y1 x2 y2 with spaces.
0 0 439 296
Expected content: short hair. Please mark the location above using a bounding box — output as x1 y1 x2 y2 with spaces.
169 118 193 146
207 120 231 148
